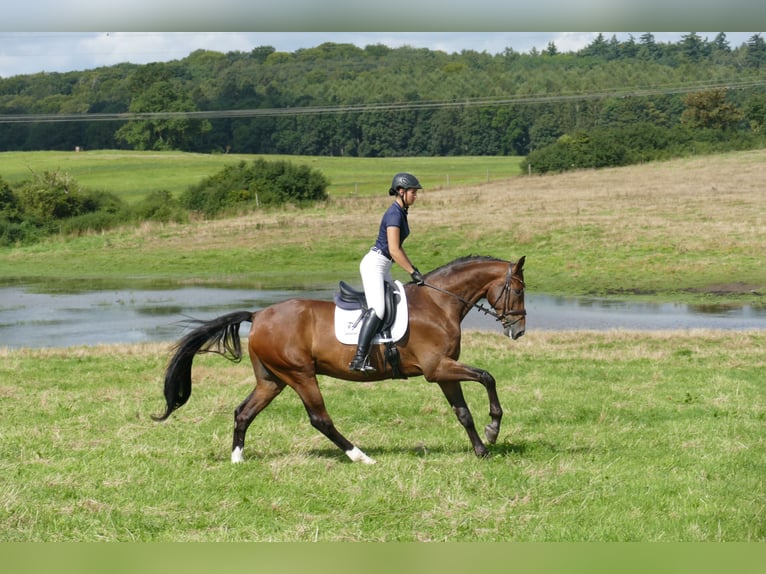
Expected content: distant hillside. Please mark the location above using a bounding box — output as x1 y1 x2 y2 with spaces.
1 33 766 163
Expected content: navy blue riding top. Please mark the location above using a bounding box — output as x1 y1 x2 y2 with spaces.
373 201 409 259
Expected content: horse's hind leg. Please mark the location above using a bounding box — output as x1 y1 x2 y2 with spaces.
231 372 285 463
288 373 376 465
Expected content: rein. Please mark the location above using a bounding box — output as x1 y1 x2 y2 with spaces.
422 265 526 329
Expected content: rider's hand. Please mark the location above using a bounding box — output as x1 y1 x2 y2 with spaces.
411 268 425 285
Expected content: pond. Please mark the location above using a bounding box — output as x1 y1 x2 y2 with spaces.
1 285 765 349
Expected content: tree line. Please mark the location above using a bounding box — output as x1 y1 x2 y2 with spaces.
1 32 766 167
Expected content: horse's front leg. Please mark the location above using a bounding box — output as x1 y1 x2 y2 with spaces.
425 360 503 456
477 369 503 445
437 380 489 457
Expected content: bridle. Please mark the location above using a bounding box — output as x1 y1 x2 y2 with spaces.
488 265 527 330
422 264 526 331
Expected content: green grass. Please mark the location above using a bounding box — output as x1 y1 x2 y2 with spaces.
0 150 524 201
1 330 764 541
1 149 764 543
1 150 765 306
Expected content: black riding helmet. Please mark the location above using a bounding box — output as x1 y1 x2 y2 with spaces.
389 172 422 196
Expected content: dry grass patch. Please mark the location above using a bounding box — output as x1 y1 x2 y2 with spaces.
112 149 765 253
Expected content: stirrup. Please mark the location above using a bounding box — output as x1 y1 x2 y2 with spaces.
349 355 376 373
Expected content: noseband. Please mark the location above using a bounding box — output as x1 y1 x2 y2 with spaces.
422 264 526 330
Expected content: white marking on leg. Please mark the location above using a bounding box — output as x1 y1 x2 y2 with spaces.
231 446 244 464
346 446 376 465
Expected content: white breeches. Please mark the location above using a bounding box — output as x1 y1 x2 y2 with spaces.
359 249 394 320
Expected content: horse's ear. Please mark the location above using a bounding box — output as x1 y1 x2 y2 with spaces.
515 255 526 270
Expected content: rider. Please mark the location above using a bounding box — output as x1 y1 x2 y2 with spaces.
349 172 425 372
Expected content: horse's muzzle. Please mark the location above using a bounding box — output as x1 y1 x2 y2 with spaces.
505 323 525 340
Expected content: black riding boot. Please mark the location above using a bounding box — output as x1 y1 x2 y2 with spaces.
349 308 382 372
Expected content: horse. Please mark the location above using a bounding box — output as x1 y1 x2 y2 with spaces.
153 255 526 464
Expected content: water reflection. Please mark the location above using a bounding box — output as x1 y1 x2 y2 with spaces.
1 286 764 349
525 294 766 332
0 286 330 349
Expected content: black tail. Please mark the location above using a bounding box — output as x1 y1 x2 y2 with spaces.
152 310 254 422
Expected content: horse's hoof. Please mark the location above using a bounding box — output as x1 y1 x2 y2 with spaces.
484 424 499 444
474 445 489 458
346 446 376 464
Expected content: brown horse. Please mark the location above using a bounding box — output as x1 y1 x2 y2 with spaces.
153 255 526 464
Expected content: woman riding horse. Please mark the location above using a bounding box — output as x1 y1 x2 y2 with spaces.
350 172 425 373
154 255 526 464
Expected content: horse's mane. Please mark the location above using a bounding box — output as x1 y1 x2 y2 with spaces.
425 255 505 278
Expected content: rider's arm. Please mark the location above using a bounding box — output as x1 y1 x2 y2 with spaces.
386 226 416 274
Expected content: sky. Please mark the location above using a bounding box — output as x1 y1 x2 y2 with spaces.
0 31 762 78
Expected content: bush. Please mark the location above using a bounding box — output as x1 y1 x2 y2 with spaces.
0 218 44 246
14 171 128 221
16 171 83 220
0 177 21 223
0 170 200 245
522 123 766 174
58 211 122 236
132 189 187 223
181 158 329 217
0 171 134 244
80 189 126 215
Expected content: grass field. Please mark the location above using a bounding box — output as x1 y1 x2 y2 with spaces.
0 150 524 201
1 149 765 544
1 149 764 304
1 329 764 541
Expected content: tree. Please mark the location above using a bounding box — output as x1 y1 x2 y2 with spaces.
681 89 743 130
712 32 730 53
620 34 639 59
529 112 564 150
2 37 766 158
638 33 660 60
250 45 276 63
680 32 708 62
745 34 766 69
544 42 559 56
745 93 766 133
115 80 211 150
580 33 609 58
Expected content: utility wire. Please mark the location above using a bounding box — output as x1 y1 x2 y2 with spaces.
1 78 765 124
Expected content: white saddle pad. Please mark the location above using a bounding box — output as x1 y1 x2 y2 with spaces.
334 280 408 345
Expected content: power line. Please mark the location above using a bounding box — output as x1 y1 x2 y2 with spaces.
2 78 765 124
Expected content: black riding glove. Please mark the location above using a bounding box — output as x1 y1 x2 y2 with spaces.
411 268 425 285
